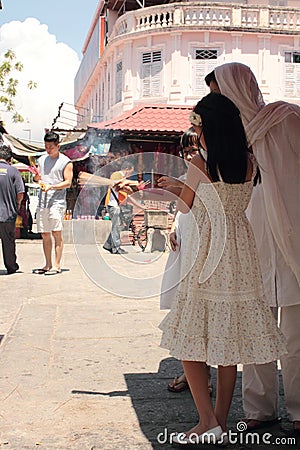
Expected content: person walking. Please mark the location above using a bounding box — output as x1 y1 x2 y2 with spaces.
103 161 136 255
205 62 300 435
159 92 286 445
0 144 24 274
33 131 73 275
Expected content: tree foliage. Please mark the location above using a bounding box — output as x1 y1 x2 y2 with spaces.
0 49 37 123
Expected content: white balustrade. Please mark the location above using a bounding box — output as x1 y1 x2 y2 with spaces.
269 10 300 29
240 9 259 28
108 3 300 43
135 8 175 31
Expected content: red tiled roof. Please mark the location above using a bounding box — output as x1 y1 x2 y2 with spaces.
88 104 192 133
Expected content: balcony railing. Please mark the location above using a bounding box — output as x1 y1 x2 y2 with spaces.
108 2 300 42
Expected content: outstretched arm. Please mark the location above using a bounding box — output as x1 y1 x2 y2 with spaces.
177 155 207 213
157 176 184 196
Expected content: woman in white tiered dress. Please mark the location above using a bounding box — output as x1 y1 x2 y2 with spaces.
159 93 287 445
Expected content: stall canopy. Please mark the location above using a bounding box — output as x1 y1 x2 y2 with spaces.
2 131 91 164
88 104 192 138
4 134 44 157
56 132 91 162
2 104 192 163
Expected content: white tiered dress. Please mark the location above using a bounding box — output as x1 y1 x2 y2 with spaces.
159 179 287 366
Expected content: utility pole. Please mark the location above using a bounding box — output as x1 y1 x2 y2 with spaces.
23 129 31 143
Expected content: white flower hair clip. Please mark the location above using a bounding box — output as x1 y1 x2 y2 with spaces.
189 111 202 126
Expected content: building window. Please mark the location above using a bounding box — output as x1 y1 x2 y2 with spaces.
284 51 300 97
270 1 287 5
285 52 300 64
95 92 98 122
193 49 218 96
115 61 123 104
98 85 101 121
107 72 111 110
141 50 162 97
101 82 104 121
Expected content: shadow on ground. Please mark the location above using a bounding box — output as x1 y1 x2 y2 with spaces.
71 357 299 449
123 358 299 449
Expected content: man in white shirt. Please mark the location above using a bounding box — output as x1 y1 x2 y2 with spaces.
33 131 73 274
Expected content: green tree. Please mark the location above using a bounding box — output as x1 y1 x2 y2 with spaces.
0 49 37 123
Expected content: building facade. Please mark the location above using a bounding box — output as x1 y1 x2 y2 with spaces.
74 0 300 127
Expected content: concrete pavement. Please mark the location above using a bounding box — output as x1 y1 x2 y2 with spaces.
0 240 298 449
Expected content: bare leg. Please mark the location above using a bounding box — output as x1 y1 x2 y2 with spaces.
41 232 52 270
215 365 237 431
207 365 213 394
182 360 219 435
52 230 63 269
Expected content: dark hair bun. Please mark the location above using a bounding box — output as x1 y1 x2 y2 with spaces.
194 92 240 121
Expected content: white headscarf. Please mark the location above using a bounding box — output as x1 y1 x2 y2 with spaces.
215 62 300 290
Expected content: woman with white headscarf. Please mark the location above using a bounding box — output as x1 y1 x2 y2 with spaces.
205 62 300 434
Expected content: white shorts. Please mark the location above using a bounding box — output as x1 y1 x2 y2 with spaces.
36 207 65 233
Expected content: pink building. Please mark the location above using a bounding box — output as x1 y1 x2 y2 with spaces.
75 0 300 126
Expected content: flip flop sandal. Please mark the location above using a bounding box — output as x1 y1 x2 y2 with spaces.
167 376 213 394
44 268 62 275
293 422 300 436
168 376 190 393
33 268 49 274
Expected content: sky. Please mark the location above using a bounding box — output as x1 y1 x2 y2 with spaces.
0 0 99 143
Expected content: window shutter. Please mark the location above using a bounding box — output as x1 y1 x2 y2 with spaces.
100 82 104 121
152 51 161 63
151 59 162 96
194 61 207 96
193 49 218 96
141 51 162 97
296 65 300 97
115 61 122 104
143 52 152 64
142 63 151 97
107 72 110 109
284 52 300 97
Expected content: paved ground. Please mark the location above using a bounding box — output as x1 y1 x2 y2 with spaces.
0 240 299 449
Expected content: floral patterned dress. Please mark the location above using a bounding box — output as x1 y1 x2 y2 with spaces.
159 180 287 366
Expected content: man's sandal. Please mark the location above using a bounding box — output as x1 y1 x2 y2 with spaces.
293 421 300 436
243 418 281 431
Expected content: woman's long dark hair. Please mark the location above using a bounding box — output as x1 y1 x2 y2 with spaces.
194 92 249 184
